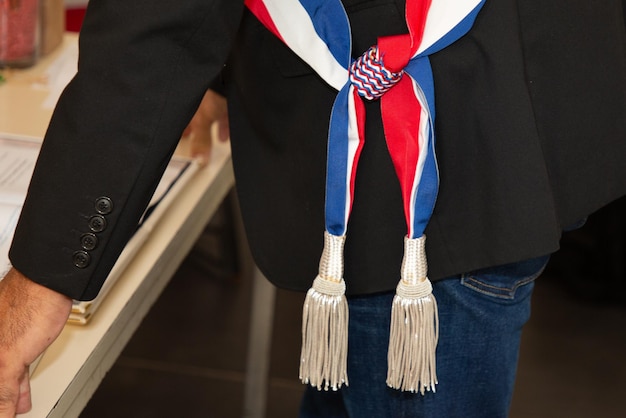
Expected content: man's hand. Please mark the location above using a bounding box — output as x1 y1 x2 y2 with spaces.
0 268 72 417
182 89 230 165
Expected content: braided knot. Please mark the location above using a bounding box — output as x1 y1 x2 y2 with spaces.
349 45 403 100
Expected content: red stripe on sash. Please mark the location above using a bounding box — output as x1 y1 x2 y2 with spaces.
349 88 366 215
381 76 422 236
244 0 284 42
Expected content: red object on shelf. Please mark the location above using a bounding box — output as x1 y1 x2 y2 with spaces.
0 0 40 67
65 7 86 32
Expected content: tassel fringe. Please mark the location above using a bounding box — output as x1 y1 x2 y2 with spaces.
386 235 439 394
299 232 349 391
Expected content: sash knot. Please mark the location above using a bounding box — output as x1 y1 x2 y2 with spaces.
349 45 404 100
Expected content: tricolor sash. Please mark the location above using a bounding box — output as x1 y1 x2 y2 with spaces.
245 0 485 393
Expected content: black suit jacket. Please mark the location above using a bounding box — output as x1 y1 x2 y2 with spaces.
10 0 626 299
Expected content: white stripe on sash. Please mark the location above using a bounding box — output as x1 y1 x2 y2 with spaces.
263 0 349 89
417 0 484 56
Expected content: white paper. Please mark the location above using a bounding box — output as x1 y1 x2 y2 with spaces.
0 136 39 276
0 137 38 206
0 205 21 277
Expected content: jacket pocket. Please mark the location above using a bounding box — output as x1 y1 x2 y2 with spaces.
265 25 316 78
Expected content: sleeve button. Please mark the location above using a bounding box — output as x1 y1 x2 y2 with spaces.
88 215 107 233
95 197 113 215
80 233 98 251
73 251 91 268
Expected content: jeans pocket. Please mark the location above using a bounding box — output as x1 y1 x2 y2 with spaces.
460 255 551 301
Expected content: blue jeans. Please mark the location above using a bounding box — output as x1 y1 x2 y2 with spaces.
299 255 550 418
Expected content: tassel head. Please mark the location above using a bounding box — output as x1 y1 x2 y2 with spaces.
387 235 439 394
299 231 349 391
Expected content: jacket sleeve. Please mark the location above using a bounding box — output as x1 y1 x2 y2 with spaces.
9 0 243 300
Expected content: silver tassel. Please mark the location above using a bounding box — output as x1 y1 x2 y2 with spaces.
387 235 439 394
299 231 349 391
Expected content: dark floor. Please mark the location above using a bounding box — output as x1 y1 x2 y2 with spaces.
80 203 626 418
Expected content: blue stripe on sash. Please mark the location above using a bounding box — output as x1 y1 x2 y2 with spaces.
325 84 352 236
299 0 352 68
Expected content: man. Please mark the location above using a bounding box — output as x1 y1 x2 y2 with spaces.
1 0 625 417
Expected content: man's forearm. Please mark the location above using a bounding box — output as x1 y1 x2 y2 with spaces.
0 268 72 416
